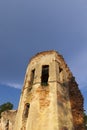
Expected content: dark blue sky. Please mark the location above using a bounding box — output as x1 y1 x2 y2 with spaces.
0 0 87 112
0 85 20 109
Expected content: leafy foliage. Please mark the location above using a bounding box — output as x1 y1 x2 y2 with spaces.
0 102 13 118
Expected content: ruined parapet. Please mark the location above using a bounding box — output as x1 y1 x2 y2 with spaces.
0 110 17 130
14 50 84 130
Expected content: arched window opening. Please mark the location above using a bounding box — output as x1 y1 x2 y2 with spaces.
23 103 30 118
41 65 49 86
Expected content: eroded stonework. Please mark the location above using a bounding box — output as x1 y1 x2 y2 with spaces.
1 50 84 130
14 50 84 130
0 110 17 130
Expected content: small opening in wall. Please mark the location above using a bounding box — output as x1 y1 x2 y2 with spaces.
59 66 63 73
30 69 35 85
23 103 30 118
41 65 49 86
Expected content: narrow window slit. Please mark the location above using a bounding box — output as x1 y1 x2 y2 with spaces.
30 69 35 85
5 120 9 130
41 65 49 86
23 103 30 118
59 66 63 73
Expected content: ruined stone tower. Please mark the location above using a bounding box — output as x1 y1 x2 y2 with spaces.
14 50 84 130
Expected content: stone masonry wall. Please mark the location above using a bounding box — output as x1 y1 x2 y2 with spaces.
0 110 17 130
13 50 85 130
69 77 85 130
